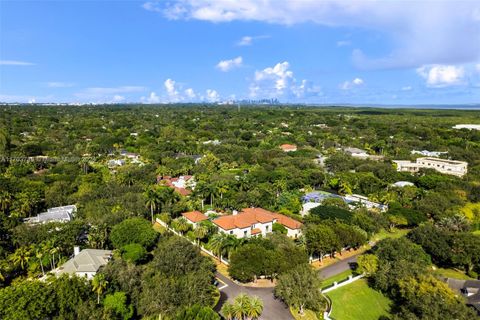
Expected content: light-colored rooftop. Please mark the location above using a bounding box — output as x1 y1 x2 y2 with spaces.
58 249 112 274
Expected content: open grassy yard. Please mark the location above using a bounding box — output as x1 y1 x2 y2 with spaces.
327 279 391 320
290 307 322 320
320 270 353 290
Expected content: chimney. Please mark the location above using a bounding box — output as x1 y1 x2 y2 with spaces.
74 246 80 256
232 210 238 215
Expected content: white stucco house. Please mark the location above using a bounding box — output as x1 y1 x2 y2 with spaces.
394 157 468 177
212 207 302 239
182 210 209 228
56 247 112 280
24 205 77 225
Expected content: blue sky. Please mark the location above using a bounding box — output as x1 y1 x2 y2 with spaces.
1 0 479 105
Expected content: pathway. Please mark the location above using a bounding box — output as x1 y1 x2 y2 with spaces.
215 272 294 320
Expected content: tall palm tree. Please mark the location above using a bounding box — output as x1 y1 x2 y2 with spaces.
193 225 208 245
92 273 108 304
208 233 227 260
174 217 190 235
35 246 45 276
246 296 263 320
144 187 159 223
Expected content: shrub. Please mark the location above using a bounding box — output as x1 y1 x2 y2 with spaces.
110 218 158 249
121 243 147 264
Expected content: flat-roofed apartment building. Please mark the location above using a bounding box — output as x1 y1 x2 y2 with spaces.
212 207 302 239
393 157 468 177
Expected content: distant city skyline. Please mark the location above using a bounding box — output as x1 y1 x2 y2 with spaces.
1 0 479 105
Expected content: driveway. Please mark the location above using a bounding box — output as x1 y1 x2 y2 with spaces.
318 254 359 280
215 272 293 320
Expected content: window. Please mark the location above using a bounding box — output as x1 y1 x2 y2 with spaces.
266 225 269 232
230 231 233 235
244 230 247 236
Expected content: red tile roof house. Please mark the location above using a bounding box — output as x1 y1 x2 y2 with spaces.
280 144 297 152
181 211 209 228
212 207 302 239
157 175 196 196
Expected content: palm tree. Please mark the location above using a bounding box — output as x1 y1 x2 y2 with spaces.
92 273 108 304
221 301 235 320
193 225 208 245
208 233 227 260
173 217 190 235
246 296 263 320
35 246 45 276
10 246 32 270
144 187 159 223
0 191 12 213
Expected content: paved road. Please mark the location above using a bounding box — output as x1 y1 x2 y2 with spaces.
215 272 293 320
318 254 359 280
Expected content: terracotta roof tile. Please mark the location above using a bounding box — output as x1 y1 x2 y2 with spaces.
251 228 262 235
212 207 302 231
182 211 208 223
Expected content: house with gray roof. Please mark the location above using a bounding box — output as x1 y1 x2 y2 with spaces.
24 205 76 224
444 278 480 315
56 248 112 280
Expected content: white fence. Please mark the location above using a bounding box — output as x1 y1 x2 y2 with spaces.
321 274 364 293
155 218 229 265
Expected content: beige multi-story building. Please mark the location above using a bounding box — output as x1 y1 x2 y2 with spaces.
393 157 468 177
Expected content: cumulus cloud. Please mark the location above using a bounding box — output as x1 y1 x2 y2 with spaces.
161 79 200 102
216 56 243 72
0 60 35 66
340 77 364 90
250 61 321 99
206 89 220 102
184 88 196 98
112 95 125 102
416 65 465 87
142 92 161 103
145 0 480 69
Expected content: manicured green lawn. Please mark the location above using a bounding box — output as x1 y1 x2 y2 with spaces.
320 270 353 290
434 267 474 280
371 228 410 243
290 307 322 320
327 279 391 320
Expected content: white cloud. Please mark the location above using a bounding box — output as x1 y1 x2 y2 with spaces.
206 89 220 102
401 86 412 91
148 0 480 69
184 88 196 98
476 64 480 73
47 82 74 88
164 78 180 101
336 40 351 47
238 36 253 46
112 95 125 102
216 56 243 72
416 65 465 87
143 92 161 103
0 94 54 103
162 79 198 102
340 77 364 90
236 35 269 46
0 60 35 66
250 61 321 99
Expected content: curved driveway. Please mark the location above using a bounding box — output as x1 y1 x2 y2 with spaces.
215 272 294 320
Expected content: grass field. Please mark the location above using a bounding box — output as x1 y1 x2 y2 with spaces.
290 307 322 320
327 279 391 320
320 270 353 290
